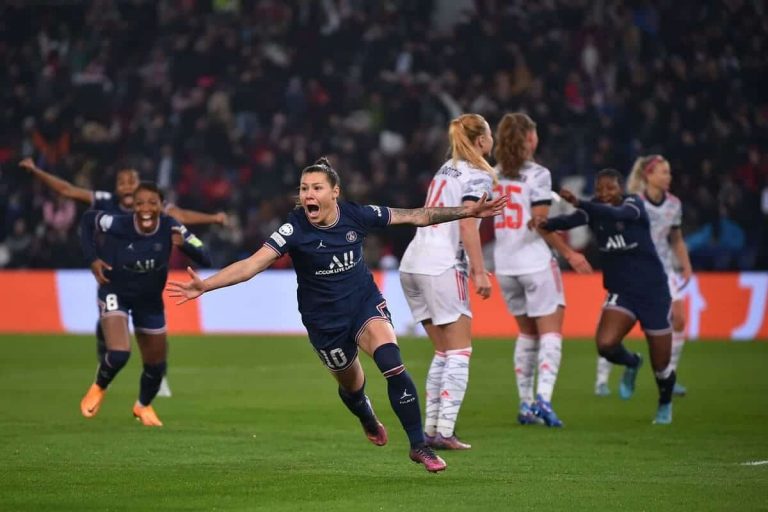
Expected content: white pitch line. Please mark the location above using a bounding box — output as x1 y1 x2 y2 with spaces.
740 460 768 466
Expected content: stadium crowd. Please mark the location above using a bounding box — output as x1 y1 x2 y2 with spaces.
1 0 766 270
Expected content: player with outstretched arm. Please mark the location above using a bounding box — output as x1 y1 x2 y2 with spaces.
534 169 676 424
167 157 506 472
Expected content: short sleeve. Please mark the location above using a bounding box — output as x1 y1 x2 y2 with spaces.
461 174 493 202
623 195 644 220
264 218 297 257
94 212 132 236
359 204 391 229
672 200 682 228
92 190 114 210
530 168 553 205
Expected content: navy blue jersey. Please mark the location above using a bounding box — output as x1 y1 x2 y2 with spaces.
263 201 391 330
544 194 668 296
81 211 211 297
91 190 132 214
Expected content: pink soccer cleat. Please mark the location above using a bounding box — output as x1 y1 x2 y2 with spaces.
432 433 472 450
409 445 447 473
362 419 388 446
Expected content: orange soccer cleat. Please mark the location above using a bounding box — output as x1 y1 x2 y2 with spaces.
80 383 107 418
132 403 163 427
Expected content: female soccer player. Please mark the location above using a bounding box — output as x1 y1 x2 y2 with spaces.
397 113 495 450
535 169 677 424
594 155 692 397
20 158 226 396
167 157 506 472
492 113 592 427
79 183 211 426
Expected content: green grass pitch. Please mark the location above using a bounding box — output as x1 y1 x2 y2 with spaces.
0 335 766 511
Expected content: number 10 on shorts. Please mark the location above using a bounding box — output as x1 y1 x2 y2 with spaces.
318 348 348 369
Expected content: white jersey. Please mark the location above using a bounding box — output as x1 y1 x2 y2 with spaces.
399 159 494 276
493 161 554 275
642 192 682 275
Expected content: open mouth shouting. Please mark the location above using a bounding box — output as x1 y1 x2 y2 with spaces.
137 212 157 231
305 203 321 220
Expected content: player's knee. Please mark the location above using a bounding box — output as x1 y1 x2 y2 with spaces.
104 350 131 370
373 343 405 378
672 314 686 332
596 342 617 359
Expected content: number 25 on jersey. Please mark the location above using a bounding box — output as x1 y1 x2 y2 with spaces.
494 184 523 229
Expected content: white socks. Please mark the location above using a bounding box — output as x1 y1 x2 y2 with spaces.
670 330 685 371
514 334 538 405
536 333 562 402
596 356 613 386
436 347 472 438
424 351 446 437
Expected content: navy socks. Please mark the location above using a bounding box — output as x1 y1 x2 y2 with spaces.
373 343 424 448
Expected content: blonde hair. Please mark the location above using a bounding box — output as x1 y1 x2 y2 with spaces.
494 113 536 180
448 113 497 183
627 154 666 194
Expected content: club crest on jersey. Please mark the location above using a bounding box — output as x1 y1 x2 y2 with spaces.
153 243 163 251
278 223 294 236
616 222 624 231
346 230 358 242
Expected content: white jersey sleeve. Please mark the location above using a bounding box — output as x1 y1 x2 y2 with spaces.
399 159 493 276
643 193 682 275
493 161 555 276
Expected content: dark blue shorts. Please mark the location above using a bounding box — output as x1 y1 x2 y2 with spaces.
97 289 166 334
306 294 392 372
603 289 672 335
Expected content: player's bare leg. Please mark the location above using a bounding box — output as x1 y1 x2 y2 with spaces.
595 309 641 400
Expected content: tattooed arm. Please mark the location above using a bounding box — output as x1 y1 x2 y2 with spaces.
389 193 506 227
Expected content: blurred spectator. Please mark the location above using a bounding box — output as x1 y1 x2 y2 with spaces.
0 0 765 270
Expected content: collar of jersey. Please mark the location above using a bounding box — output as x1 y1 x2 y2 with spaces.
643 191 667 207
306 204 340 230
132 214 162 237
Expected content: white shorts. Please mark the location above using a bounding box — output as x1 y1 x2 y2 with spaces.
399 268 472 326
498 260 565 317
668 273 683 302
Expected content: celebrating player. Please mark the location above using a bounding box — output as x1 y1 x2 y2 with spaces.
19 158 226 396
398 113 496 450
594 155 692 397
535 169 677 424
167 157 506 472
79 182 211 426
492 113 592 427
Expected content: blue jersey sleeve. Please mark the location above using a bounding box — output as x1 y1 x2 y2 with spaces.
542 210 589 231
92 190 115 211
348 202 391 231
263 216 298 257
169 217 212 267
79 210 132 263
577 195 644 222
